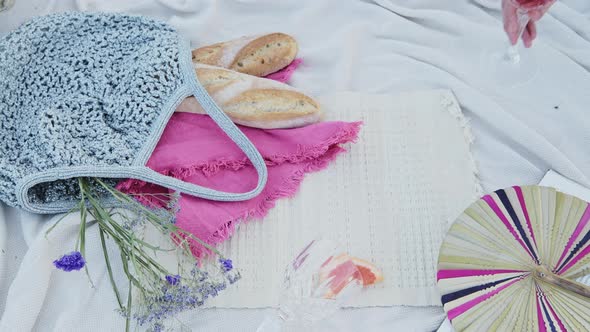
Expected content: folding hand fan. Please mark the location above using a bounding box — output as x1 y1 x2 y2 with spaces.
438 185 590 331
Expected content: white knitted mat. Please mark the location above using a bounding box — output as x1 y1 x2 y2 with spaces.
207 90 481 308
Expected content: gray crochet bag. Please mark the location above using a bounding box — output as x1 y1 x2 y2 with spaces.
0 12 267 214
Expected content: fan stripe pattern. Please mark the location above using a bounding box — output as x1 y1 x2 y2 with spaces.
438 186 590 331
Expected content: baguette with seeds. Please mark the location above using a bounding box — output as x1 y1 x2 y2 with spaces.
191 33 298 77
176 64 321 129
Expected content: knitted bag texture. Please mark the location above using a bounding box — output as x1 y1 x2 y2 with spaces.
0 12 267 213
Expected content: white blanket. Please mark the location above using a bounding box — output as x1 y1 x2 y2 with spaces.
2 0 590 331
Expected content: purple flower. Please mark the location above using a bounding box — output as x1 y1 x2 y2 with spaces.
53 251 86 272
165 275 180 286
128 265 236 329
152 322 164 332
219 258 233 272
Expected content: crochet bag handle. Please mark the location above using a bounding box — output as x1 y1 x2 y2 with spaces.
139 55 268 202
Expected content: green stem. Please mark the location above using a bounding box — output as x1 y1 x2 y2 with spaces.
105 215 172 252
119 251 143 291
126 278 132 332
45 204 79 238
98 226 124 310
98 219 170 276
78 179 88 258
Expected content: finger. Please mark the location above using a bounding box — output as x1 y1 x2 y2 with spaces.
522 22 536 48
528 21 537 41
502 1 520 45
522 28 532 48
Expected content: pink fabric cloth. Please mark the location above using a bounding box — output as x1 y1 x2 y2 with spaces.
264 58 303 83
118 112 361 257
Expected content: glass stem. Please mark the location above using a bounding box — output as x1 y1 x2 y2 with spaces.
505 9 530 64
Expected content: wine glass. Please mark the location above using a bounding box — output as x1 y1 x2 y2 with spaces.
481 0 551 87
257 238 363 331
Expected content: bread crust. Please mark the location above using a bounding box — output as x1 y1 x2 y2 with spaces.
176 64 321 129
192 33 298 77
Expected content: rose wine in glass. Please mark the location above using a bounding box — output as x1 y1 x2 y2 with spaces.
482 0 550 87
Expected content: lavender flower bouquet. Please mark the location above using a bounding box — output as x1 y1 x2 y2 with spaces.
47 178 240 331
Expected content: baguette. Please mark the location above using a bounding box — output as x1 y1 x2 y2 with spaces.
191 33 298 77
176 64 321 129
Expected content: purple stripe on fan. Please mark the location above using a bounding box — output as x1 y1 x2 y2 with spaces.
447 277 522 321
557 229 590 273
483 195 537 262
497 189 539 263
535 289 547 332
441 276 521 306
514 186 538 248
557 240 590 274
437 269 525 280
555 204 590 270
540 297 558 332
545 296 566 332
537 299 547 332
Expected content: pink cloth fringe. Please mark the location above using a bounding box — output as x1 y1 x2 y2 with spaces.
118 113 361 257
